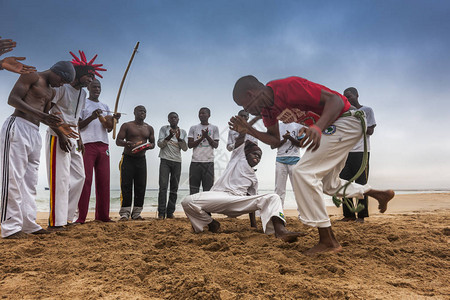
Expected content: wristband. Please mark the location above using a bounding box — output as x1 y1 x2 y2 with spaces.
309 124 322 136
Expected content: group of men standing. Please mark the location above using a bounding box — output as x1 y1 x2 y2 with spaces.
0 38 393 255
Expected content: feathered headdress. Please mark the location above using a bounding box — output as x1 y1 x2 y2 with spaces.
70 50 107 79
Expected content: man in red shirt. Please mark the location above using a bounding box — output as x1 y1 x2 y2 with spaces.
230 75 394 255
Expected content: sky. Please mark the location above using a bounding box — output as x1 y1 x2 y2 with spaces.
1 0 449 191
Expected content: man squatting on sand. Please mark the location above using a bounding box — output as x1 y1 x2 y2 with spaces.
1 61 77 238
116 105 155 221
182 134 303 243
46 51 106 230
230 75 395 255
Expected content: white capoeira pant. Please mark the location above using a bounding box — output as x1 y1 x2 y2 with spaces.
275 162 296 208
292 111 371 228
182 191 286 234
46 131 85 226
0 116 42 237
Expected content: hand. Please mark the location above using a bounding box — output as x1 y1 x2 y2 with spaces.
168 129 175 138
58 135 72 152
201 128 209 139
282 130 291 140
91 109 102 119
228 115 249 134
57 123 80 139
77 140 85 154
126 140 141 148
40 112 63 127
298 125 322 151
175 128 181 140
113 113 121 120
1 57 36 74
0 38 16 56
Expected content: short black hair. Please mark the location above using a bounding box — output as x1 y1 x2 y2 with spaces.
233 75 262 102
344 87 358 96
168 112 178 118
134 105 146 111
199 107 211 115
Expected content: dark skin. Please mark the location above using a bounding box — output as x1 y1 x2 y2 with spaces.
230 76 394 255
188 108 219 149
207 145 305 243
116 106 155 157
7 70 78 141
0 37 36 74
52 74 94 153
344 90 376 136
164 113 183 142
78 79 121 132
270 127 302 150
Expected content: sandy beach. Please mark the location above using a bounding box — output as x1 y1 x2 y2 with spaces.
1 193 449 299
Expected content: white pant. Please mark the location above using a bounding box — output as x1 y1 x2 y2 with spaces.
274 161 296 208
46 132 85 226
0 117 42 237
292 113 371 228
181 191 285 234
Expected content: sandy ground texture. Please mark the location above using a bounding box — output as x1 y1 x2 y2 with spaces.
0 193 449 299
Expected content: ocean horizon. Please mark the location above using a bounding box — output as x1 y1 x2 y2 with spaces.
35 188 450 214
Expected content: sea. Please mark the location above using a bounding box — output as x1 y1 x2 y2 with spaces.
35 188 450 214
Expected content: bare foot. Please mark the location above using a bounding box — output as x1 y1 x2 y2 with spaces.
276 231 306 243
5 231 29 239
303 242 343 256
208 219 221 233
365 189 395 213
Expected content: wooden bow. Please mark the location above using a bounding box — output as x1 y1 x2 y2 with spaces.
112 41 140 139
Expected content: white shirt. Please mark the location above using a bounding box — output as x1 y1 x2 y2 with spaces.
157 125 188 163
351 106 376 152
277 122 304 157
79 99 111 145
211 143 258 196
48 85 86 136
226 130 258 152
188 123 219 162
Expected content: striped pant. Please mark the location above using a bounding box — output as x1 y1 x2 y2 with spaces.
0 116 42 237
46 132 85 227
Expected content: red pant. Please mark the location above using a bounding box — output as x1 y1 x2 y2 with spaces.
76 142 111 223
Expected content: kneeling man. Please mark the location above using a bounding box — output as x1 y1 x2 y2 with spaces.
182 136 301 242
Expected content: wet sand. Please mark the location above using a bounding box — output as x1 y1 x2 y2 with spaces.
0 193 449 299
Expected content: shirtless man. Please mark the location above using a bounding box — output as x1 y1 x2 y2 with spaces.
0 61 76 238
116 105 155 220
182 136 303 243
0 37 36 74
230 75 394 255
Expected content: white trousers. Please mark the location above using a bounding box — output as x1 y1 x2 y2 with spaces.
292 113 371 228
0 117 42 237
274 161 296 208
181 191 285 234
46 132 85 226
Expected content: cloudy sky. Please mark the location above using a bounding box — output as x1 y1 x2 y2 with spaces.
1 0 449 191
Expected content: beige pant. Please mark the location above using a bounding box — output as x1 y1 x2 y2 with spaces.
292 112 371 228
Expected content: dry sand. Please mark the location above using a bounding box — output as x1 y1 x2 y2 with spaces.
0 193 449 299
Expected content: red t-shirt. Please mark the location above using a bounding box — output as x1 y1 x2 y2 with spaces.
261 76 350 127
